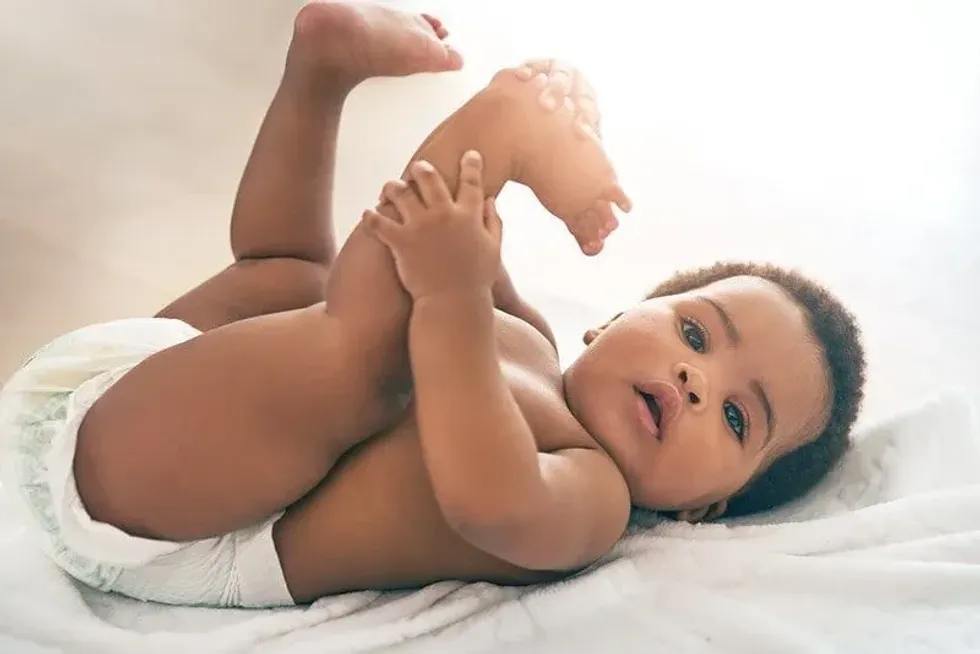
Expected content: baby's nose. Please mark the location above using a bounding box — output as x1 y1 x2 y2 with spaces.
673 362 710 410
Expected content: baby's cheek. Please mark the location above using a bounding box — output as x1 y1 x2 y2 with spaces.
661 431 739 497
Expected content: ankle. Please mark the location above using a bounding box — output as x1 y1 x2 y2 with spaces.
281 51 358 105
284 14 365 99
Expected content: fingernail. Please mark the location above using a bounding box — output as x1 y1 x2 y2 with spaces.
534 73 548 88
575 121 594 140
515 66 533 80
540 94 557 111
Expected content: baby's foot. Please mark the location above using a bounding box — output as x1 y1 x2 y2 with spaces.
289 2 463 85
489 65 631 256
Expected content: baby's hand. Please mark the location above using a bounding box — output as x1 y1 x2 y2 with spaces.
363 151 501 301
491 60 631 256
515 58 603 142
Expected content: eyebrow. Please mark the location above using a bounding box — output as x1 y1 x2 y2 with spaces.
700 297 740 345
751 380 775 445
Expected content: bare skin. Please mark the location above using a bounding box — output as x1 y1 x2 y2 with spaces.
73 2 631 601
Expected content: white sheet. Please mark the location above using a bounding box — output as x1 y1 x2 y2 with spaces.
1 334 979 652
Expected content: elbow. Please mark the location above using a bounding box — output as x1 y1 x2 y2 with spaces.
431 465 548 537
439 495 535 540
438 494 564 570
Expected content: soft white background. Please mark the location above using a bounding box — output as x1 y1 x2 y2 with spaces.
1 0 978 425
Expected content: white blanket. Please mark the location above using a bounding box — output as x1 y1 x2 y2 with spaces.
1 389 979 653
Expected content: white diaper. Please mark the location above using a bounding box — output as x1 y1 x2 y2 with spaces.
0 318 294 608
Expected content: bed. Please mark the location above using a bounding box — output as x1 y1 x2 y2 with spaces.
1 294 978 653
3 1 979 651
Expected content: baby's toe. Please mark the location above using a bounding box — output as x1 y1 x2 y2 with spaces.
581 240 604 256
567 203 616 255
596 202 619 234
604 183 632 213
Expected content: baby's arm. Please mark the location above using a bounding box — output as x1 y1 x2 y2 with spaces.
327 66 625 385
378 182 556 347
322 84 523 390
365 154 630 571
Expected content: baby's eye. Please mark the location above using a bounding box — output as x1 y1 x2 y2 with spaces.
680 318 707 353
723 401 747 442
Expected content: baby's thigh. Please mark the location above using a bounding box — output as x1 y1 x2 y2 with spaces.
74 305 401 541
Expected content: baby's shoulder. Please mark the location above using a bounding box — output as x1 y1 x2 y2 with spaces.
495 310 561 375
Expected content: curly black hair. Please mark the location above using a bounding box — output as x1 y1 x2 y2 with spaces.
647 261 866 517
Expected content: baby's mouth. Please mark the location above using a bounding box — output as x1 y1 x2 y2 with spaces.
634 386 663 440
640 391 663 428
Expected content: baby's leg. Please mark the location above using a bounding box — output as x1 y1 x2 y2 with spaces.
155 4 461 331
74 3 472 542
76 9 623 545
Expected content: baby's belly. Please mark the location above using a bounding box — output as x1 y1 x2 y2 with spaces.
282 415 562 597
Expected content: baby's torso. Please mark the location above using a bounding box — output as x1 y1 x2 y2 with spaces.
293 310 598 594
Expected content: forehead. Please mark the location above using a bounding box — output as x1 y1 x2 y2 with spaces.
696 276 803 332
684 276 831 450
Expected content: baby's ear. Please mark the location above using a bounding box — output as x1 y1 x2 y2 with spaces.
582 312 624 345
675 499 728 524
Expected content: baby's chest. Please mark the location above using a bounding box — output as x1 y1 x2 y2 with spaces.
303 318 593 590
493 313 592 453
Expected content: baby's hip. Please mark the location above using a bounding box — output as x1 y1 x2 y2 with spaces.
0 318 293 607
0 317 203 505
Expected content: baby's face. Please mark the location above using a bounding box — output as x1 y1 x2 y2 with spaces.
563 276 831 514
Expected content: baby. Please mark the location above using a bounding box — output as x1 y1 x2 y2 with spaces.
0 2 865 608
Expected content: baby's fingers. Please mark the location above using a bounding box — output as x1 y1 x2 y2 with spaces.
381 179 413 221
514 59 572 112
574 114 602 143
538 70 573 112
455 150 485 211
514 58 551 81
408 160 452 209
362 208 404 249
